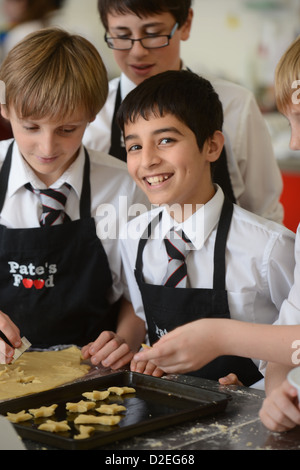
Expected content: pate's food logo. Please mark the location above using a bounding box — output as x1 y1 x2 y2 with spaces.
8 261 57 289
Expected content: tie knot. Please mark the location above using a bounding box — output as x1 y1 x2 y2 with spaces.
25 182 71 226
164 229 191 261
37 184 71 210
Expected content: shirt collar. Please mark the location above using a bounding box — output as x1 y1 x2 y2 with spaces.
158 186 225 250
7 141 85 198
120 73 137 100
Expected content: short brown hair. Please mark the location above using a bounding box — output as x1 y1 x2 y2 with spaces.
0 28 108 120
98 0 192 31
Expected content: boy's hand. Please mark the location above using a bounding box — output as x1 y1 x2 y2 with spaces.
259 379 300 432
81 330 134 370
0 311 22 364
133 319 220 374
218 373 243 386
130 356 164 377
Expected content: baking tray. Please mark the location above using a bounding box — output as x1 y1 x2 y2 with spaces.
0 371 229 450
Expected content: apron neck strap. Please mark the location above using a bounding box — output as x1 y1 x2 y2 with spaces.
0 141 91 217
0 141 13 213
213 196 233 289
109 80 127 162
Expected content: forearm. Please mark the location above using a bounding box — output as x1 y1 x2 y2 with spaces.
264 362 293 396
116 297 146 352
212 319 299 366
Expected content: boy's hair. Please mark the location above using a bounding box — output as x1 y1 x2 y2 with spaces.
275 35 300 113
0 28 108 120
98 0 192 30
117 70 223 153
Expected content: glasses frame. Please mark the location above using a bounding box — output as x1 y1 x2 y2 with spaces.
104 22 179 51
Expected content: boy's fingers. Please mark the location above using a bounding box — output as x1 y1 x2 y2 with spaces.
0 311 21 348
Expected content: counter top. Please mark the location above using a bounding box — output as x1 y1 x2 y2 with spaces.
21 371 300 451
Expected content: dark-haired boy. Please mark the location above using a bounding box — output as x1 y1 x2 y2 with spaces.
117 70 295 386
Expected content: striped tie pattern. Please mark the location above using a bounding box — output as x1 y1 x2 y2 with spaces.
25 183 71 226
163 229 191 288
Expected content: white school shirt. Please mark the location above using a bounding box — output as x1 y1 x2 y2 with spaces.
0 139 150 304
276 224 300 326
120 187 295 335
83 70 284 224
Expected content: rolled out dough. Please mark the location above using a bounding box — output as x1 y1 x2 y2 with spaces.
0 346 90 401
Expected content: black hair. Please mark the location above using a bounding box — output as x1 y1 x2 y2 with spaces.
98 0 192 30
117 70 223 153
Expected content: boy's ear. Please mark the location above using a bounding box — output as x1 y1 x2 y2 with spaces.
206 131 225 163
0 105 9 121
180 8 193 41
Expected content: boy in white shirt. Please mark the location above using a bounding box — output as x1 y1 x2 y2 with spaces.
83 0 284 224
115 70 295 387
0 28 148 366
259 36 300 432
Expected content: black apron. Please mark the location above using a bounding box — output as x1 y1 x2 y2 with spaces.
109 81 236 203
134 197 262 386
0 142 117 349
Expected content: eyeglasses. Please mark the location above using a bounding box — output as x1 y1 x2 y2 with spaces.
104 23 179 51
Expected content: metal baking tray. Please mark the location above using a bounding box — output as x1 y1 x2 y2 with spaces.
0 371 229 450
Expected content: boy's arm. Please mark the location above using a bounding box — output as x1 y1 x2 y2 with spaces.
116 297 146 352
133 318 300 375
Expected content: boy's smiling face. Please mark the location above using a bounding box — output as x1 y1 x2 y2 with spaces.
106 10 192 86
124 112 223 217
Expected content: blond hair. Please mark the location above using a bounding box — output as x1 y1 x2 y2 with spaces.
0 28 108 120
275 35 300 113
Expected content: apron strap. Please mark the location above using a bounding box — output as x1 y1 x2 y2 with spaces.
213 147 236 203
109 81 127 162
0 141 91 218
135 211 162 281
0 141 13 213
213 196 233 290
80 147 92 218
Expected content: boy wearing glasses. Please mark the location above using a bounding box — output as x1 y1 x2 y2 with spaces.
83 0 284 225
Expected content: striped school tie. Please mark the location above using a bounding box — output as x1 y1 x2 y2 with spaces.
163 229 191 288
25 183 71 226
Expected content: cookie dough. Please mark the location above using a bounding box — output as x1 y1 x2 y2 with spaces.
96 403 126 415
38 420 71 433
6 410 32 423
108 386 136 396
82 390 110 401
74 414 122 426
74 425 95 440
29 404 58 418
0 347 90 401
66 400 96 413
